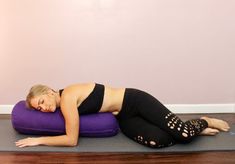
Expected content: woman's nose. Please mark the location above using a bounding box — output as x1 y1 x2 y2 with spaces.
39 104 46 112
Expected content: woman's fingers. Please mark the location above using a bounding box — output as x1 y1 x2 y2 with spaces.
15 137 39 148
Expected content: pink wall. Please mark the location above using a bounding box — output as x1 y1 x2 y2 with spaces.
1 0 235 104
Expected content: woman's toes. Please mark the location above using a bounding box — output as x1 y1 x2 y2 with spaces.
200 128 219 136
222 127 230 132
211 128 219 134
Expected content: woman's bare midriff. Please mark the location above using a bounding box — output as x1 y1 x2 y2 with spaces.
99 86 126 115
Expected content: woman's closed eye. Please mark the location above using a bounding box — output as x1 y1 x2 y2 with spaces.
37 99 44 111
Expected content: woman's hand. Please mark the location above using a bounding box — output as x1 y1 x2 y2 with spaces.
15 137 40 148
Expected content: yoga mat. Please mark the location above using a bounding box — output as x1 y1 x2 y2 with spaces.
0 119 235 152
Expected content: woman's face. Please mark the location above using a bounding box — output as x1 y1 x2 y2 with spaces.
30 91 57 112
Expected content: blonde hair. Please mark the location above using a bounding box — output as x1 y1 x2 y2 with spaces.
26 84 52 108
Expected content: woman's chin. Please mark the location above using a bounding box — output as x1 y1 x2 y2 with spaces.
52 108 57 112
48 107 56 113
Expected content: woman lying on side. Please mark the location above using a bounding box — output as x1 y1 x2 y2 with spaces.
16 83 230 148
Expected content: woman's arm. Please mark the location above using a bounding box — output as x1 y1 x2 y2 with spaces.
58 88 79 146
15 87 79 147
16 132 77 147
38 90 79 146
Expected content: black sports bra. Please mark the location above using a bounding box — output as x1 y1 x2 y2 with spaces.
59 83 105 115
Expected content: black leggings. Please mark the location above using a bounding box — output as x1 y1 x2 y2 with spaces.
115 88 208 148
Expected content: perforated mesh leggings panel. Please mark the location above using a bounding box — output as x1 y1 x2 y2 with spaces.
116 88 208 148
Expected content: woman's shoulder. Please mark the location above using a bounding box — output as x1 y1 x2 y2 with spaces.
61 83 96 97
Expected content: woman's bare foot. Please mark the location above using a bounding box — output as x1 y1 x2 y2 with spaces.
201 116 230 132
199 128 219 136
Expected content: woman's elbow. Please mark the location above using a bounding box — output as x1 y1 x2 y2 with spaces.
68 139 78 147
70 141 78 147
64 135 78 146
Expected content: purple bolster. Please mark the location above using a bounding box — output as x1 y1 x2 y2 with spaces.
11 101 119 137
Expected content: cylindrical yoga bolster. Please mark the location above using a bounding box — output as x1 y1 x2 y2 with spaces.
11 101 119 137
